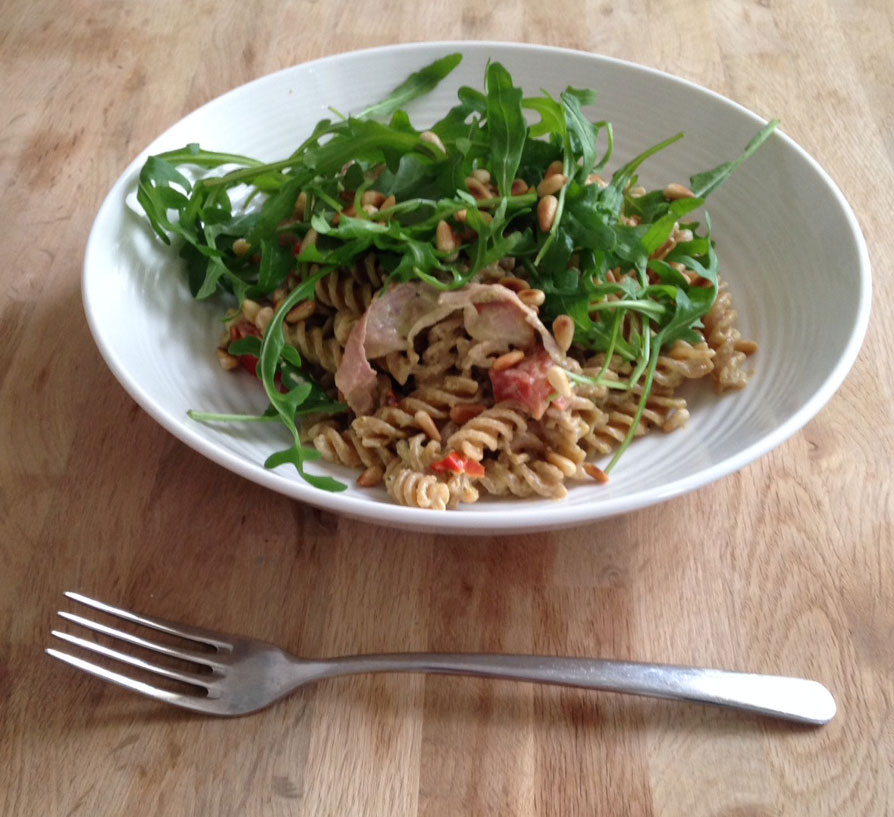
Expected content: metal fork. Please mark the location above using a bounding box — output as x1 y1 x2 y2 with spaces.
47 592 836 724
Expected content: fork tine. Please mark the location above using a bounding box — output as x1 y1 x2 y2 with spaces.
51 630 215 689
65 592 232 650
46 648 223 715
57 611 224 668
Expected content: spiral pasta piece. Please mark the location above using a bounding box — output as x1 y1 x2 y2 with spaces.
445 404 528 461
385 465 451 510
285 318 342 373
303 420 396 470
703 283 755 392
314 268 375 315
479 453 567 500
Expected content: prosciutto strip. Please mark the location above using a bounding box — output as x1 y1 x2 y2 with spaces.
335 281 563 415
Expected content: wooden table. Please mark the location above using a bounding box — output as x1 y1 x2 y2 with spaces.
2 1 892 814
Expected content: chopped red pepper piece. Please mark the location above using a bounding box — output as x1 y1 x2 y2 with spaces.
430 452 485 478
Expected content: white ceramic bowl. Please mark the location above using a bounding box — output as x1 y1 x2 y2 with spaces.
83 42 871 534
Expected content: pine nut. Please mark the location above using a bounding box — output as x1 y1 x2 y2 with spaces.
499 276 527 293
436 220 457 252
498 256 517 271
674 228 694 244
233 238 251 257
471 168 491 184
286 299 316 324
492 349 525 371
420 130 447 154
537 174 567 197
241 298 261 323
586 173 607 187
361 190 387 207
255 306 274 334
294 191 307 221
465 176 491 200
545 160 564 178
664 183 695 200
518 288 546 307
455 209 468 223
298 228 318 255
538 194 558 232
552 315 575 354
380 194 397 211
584 463 610 483
511 178 528 196
449 403 487 424
547 366 572 398
414 410 441 442
629 185 646 198
362 203 379 216
356 465 384 487
217 348 239 370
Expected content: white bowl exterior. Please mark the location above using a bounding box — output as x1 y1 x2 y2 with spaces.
83 42 871 534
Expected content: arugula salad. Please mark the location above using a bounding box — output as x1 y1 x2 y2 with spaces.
135 54 777 508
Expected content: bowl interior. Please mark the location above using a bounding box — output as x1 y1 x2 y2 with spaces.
83 42 870 534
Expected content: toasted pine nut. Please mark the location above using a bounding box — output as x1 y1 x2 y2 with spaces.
498 256 516 271
362 203 379 216
629 185 646 198
436 220 457 252
255 306 274 334
241 298 261 323
664 182 695 200
584 463 610 483
455 209 467 223
547 366 572 398
449 403 487 424
552 315 575 354
414 410 441 442
471 168 491 184
380 194 397 211
233 238 251 257
361 190 387 208
465 177 491 200
286 299 316 324
499 276 527 293
674 228 694 244
545 160 564 178
586 173 607 187
294 191 307 221
518 288 546 307
537 174 567 197
538 194 558 232
735 339 759 355
510 178 528 196
217 348 239 371
420 130 447 154
356 465 384 487
298 228 318 256
478 210 493 225
492 349 525 371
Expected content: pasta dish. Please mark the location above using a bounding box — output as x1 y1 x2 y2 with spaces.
134 54 775 509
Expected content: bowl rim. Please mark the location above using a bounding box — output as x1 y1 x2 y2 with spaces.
82 40 873 533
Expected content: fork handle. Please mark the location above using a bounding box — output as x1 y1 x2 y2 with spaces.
311 654 835 725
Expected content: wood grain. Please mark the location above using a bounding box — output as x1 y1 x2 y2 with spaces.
1 0 892 814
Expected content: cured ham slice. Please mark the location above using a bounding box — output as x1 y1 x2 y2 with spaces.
335 281 563 414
